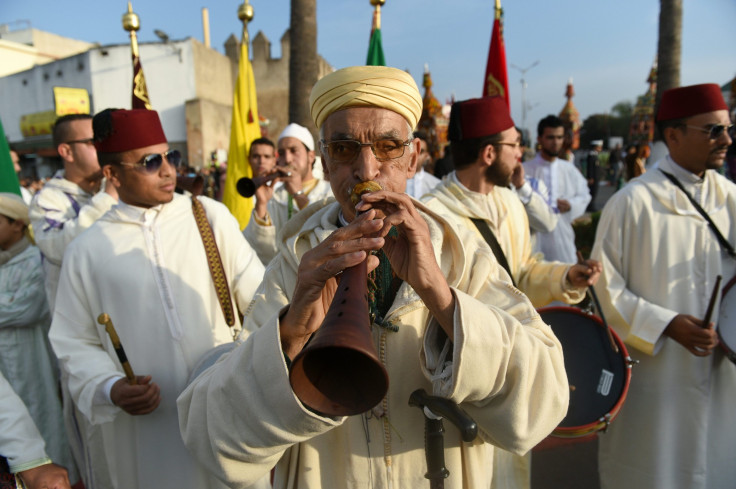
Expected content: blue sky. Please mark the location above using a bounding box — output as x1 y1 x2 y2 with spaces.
2 0 734 137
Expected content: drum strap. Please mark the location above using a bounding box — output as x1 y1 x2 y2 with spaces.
192 197 241 338
659 170 736 258
469 218 517 287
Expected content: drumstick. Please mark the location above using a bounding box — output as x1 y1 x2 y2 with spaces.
97 313 137 385
577 251 619 353
702 275 722 328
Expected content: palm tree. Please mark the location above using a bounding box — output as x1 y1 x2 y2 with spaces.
655 0 682 139
289 0 318 131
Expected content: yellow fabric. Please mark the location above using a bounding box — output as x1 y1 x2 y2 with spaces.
0 192 29 223
309 66 423 129
222 36 261 230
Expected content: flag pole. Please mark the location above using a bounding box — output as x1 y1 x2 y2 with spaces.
123 2 152 109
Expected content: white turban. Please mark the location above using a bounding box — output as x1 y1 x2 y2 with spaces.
309 66 423 129
278 123 315 151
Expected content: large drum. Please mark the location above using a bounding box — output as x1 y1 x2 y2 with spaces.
718 276 736 363
538 307 633 440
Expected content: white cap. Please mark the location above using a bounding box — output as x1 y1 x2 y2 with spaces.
278 123 314 151
591 140 603 147
0 192 29 224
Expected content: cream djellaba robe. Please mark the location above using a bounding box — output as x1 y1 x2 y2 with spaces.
178 196 569 489
49 194 265 489
591 156 736 489
422 172 584 308
422 173 586 489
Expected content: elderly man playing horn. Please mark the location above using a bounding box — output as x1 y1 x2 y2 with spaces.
179 66 568 489
48 109 265 489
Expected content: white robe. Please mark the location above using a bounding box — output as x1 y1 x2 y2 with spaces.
29 171 116 312
0 243 75 478
179 197 569 489
423 173 583 489
591 156 736 489
523 154 590 263
49 194 266 489
405 168 441 199
0 370 51 474
243 179 333 266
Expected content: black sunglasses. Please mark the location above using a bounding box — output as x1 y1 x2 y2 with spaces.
685 123 735 140
119 149 182 173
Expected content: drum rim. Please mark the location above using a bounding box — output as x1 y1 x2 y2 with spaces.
718 276 736 360
537 306 633 438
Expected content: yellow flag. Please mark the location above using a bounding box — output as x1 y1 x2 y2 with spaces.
222 36 260 229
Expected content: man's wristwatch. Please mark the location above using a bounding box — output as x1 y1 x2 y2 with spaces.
292 189 304 197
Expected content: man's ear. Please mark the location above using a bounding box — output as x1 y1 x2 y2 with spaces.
405 138 420 179
480 144 496 167
102 165 121 188
663 126 681 148
321 157 330 181
57 143 73 163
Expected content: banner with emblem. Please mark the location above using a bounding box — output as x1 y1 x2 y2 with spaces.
482 0 510 109
222 30 260 230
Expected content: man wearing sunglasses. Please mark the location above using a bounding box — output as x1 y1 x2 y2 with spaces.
29 114 118 313
591 84 736 489
421 96 601 489
49 109 265 489
244 123 333 266
180 66 568 488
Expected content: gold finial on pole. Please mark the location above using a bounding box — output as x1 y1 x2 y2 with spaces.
495 0 502 20
122 2 141 56
238 1 255 45
370 0 386 29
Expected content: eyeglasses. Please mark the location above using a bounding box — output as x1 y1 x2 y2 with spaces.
685 123 735 140
64 138 95 146
495 141 521 149
320 138 413 163
119 149 182 173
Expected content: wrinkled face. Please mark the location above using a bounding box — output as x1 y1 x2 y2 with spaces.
539 126 564 158
667 110 732 175
249 143 277 177
61 118 100 179
321 107 419 221
277 137 314 180
486 127 523 187
108 143 177 208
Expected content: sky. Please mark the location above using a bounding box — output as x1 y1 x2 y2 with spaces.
2 0 734 137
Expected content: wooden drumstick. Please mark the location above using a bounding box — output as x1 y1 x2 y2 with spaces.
702 275 723 328
97 313 137 385
577 251 619 353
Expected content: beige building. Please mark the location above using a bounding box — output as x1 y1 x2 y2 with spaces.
0 25 332 177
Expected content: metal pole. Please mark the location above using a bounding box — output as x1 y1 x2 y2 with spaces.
510 60 539 136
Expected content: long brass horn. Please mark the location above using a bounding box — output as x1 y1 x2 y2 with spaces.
289 180 389 416
236 170 291 198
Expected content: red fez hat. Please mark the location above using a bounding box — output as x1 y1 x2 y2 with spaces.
656 83 728 122
94 109 167 153
448 96 515 141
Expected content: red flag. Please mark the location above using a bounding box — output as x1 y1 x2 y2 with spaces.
132 50 152 110
482 1 510 109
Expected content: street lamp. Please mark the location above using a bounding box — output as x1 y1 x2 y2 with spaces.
510 60 540 137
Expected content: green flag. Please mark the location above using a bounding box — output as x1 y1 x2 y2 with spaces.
366 28 386 66
366 7 386 66
0 118 21 196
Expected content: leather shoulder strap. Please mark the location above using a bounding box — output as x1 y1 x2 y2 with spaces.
469 218 517 287
192 197 240 336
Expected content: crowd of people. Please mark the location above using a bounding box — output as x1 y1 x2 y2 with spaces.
1 66 734 489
